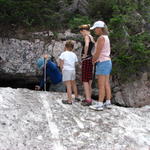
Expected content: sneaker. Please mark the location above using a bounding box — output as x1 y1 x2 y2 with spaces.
104 104 112 109
74 97 81 102
81 99 92 106
89 103 104 111
62 100 72 105
103 101 112 109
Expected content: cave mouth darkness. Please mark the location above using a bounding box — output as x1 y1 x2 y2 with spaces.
0 73 101 101
0 73 63 92
0 74 40 90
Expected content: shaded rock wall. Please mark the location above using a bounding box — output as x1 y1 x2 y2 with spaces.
112 72 150 107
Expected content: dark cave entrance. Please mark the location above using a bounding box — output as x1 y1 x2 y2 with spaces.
0 73 39 90
0 73 65 92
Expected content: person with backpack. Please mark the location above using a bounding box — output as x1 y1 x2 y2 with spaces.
79 24 95 106
35 55 62 91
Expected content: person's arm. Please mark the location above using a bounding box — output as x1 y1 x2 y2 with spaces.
92 36 105 63
82 35 90 58
59 59 64 71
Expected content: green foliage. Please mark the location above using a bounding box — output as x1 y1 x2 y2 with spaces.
110 19 150 80
89 0 150 80
88 0 115 22
68 15 91 31
0 0 60 28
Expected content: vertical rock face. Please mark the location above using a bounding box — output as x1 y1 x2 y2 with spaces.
0 87 150 150
0 30 82 89
112 72 150 107
0 38 43 74
0 31 82 75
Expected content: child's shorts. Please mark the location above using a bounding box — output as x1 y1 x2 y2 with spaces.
62 70 76 82
96 60 112 75
82 58 93 82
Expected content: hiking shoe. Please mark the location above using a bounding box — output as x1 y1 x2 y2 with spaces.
89 103 104 111
62 100 72 105
104 103 112 109
74 97 81 102
103 101 112 109
81 99 92 106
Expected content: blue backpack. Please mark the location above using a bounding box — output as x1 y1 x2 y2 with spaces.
46 60 62 84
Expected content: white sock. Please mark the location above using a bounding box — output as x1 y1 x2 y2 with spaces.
106 100 111 104
97 102 103 106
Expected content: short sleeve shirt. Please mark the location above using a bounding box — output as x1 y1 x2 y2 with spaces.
59 51 78 71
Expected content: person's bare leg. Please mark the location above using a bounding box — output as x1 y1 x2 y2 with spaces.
83 82 91 100
98 75 106 102
71 80 78 98
89 80 92 99
89 75 105 110
65 81 72 102
103 75 112 108
105 75 111 100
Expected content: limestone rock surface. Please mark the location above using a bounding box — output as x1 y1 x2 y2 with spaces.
0 87 150 150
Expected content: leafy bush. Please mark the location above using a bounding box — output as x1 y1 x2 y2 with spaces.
0 0 60 28
109 14 150 80
68 15 91 31
88 0 115 22
88 0 150 80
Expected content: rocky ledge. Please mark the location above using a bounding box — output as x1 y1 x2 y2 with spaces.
0 87 150 150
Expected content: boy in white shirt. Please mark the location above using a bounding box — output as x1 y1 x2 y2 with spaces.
59 40 80 104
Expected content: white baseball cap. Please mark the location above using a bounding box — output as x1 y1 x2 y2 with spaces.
90 21 105 30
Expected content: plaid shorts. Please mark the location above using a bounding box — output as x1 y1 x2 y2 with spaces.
82 58 93 82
